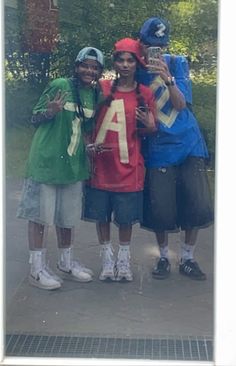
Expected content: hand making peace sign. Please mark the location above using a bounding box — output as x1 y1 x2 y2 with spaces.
45 89 68 117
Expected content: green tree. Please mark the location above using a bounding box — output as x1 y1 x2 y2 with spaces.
5 0 218 79
5 0 218 164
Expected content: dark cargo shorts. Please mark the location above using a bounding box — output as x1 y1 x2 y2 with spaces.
82 185 143 226
142 157 214 232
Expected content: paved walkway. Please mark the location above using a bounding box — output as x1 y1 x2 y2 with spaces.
5 178 214 340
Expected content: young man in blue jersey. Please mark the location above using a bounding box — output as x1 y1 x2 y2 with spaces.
137 17 214 280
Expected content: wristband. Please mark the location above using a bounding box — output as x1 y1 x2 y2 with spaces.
165 76 175 86
43 110 55 119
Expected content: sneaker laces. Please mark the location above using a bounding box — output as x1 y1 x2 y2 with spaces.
117 249 131 273
36 267 56 280
118 261 131 273
42 268 54 278
44 261 63 282
100 246 114 272
70 260 87 271
157 257 169 270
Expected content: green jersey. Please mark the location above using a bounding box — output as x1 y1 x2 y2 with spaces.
26 78 98 184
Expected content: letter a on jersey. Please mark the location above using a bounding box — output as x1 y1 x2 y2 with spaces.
95 99 129 163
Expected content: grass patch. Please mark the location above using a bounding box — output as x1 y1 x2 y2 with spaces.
192 82 217 167
5 125 35 178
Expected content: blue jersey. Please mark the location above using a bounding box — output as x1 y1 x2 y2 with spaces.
137 54 209 167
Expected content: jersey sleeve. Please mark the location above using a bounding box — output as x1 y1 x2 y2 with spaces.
172 56 193 104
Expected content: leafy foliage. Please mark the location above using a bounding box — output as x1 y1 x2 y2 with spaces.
5 80 45 127
5 0 218 80
5 125 35 178
192 82 216 165
4 0 218 171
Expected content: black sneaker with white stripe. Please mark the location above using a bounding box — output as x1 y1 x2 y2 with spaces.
179 259 206 280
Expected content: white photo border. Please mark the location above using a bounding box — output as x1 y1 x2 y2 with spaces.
1 0 236 365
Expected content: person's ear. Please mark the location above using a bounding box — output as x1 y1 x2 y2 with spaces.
75 64 80 73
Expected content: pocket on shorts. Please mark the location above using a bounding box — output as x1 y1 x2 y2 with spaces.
16 178 41 220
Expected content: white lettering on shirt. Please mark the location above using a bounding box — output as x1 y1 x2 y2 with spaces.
150 75 178 128
95 99 129 163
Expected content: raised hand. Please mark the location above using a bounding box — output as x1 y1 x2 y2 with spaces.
147 57 172 83
45 90 68 117
136 105 153 128
136 106 156 134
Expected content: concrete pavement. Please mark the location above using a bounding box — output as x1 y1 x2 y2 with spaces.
5 177 214 339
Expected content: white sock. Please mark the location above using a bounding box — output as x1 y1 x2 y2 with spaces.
100 242 113 256
118 244 130 262
29 250 44 276
159 245 169 259
118 243 130 252
58 247 73 269
101 241 113 252
180 243 195 262
100 242 114 268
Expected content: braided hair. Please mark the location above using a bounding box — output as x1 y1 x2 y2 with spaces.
135 82 146 109
71 48 102 120
103 71 119 107
71 75 101 120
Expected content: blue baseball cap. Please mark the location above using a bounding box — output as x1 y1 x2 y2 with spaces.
75 47 104 67
139 17 170 47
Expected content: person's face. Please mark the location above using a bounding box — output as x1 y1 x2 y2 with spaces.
75 59 102 86
114 52 137 78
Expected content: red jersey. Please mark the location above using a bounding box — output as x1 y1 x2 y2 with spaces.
90 79 156 192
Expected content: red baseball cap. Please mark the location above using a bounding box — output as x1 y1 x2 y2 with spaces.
114 38 146 66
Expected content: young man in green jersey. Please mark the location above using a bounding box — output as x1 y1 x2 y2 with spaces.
17 47 104 290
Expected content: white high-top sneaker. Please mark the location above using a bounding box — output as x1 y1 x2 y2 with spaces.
116 246 133 281
57 247 93 282
99 244 116 281
29 250 61 290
